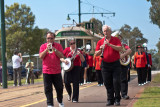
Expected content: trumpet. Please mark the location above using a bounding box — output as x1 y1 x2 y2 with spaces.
48 43 53 53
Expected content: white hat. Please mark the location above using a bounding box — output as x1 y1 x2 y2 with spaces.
143 43 147 47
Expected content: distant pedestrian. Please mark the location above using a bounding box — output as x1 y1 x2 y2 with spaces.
25 59 34 84
12 51 23 86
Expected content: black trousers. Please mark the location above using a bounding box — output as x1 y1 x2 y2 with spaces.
79 67 84 84
96 70 103 84
147 67 152 81
101 60 121 102
43 73 63 106
64 66 81 101
128 68 130 82
136 68 145 84
121 65 128 97
87 67 93 82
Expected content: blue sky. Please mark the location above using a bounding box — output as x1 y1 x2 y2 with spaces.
4 0 160 50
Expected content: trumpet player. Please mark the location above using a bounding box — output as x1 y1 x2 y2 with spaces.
95 25 122 106
39 31 64 107
118 35 132 100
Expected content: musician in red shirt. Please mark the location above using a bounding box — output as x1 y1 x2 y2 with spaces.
147 53 152 82
39 31 64 107
93 55 103 86
118 35 132 100
95 25 122 106
134 45 147 86
61 37 85 103
86 51 93 83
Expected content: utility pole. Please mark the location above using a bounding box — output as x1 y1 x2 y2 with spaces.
0 0 7 88
67 0 115 24
78 0 81 23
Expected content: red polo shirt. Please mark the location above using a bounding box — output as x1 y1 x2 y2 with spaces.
95 36 122 63
148 54 152 66
39 42 63 74
88 55 93 67
63 47 82 66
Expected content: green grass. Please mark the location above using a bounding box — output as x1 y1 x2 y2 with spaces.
134 73 160 107
7 75 44 86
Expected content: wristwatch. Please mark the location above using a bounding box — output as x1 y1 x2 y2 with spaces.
54 48 57 52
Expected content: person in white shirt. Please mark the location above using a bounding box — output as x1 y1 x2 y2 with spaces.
12 50 23 86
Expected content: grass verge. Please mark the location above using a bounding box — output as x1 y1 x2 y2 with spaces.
134 73 160 107
6 75 43 86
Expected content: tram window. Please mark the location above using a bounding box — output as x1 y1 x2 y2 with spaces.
76 39 83 48
60 40 65 49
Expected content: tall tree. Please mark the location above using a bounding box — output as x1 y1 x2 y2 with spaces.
4 3 46 59
147 0 160 28
120 24 148 56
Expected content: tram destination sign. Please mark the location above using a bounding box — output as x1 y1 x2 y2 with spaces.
61 31 81 36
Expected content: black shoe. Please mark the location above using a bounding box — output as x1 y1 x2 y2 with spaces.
114 101 120 106
106 101 114 106
122 95 129 100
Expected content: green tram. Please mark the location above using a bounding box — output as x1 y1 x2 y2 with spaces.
55 26 102 54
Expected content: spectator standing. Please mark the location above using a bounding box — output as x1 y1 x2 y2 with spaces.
25 59 34 84
12 51 23 86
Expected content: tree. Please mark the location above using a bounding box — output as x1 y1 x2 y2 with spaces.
120 24 148 56
147 0 160 28
5 3 35 30
4 3 46 59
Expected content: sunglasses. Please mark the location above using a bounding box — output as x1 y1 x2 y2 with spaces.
70 42 75 45
47 38 54 40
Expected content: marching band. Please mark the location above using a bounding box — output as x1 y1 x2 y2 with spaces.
39 25 152 107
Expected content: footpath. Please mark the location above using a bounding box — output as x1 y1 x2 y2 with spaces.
0 70 160 107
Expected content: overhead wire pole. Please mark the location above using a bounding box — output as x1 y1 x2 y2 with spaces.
78 0 81 23
0 0 7 88
67 0 115 24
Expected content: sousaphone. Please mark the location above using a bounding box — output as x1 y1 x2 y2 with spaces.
112 31 130 66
